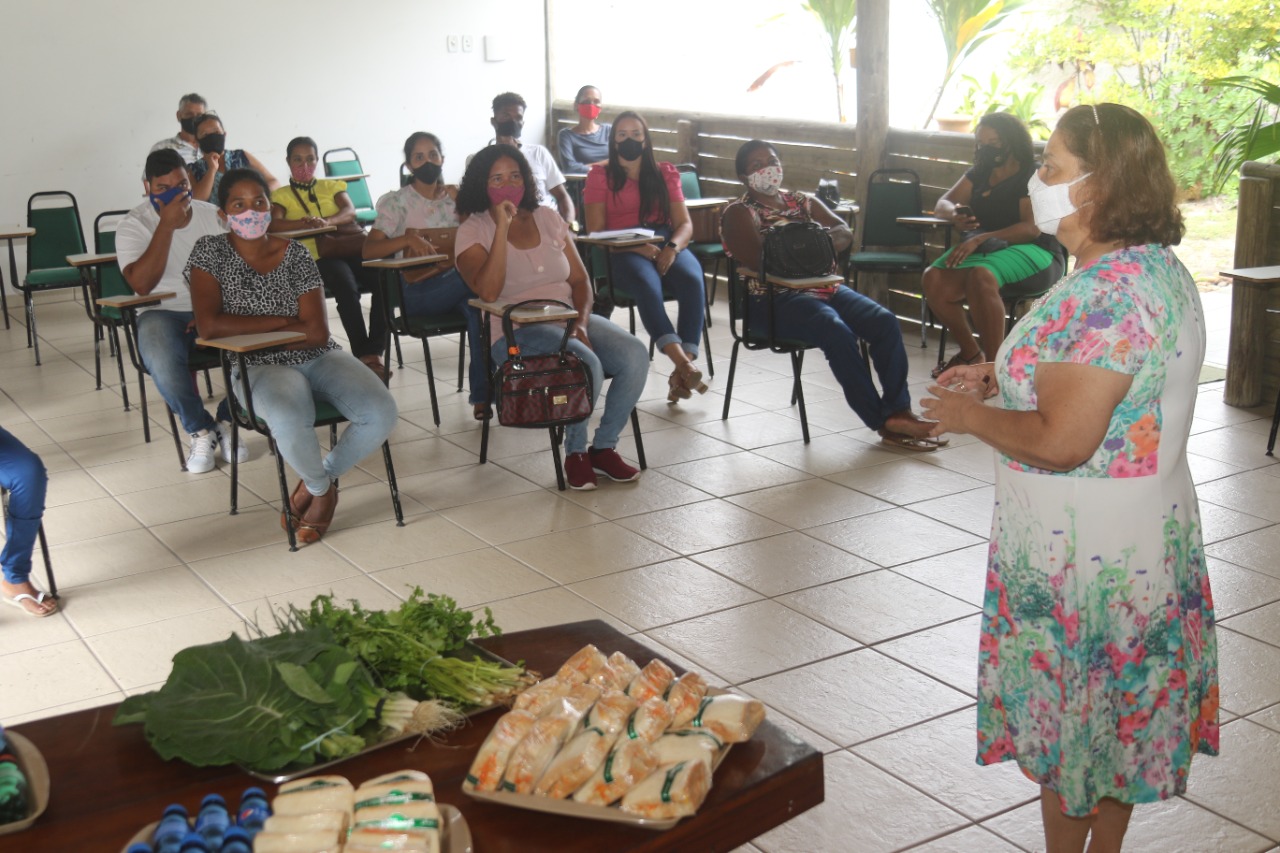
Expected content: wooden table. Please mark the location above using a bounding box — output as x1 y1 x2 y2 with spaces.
362 254 448 270
326 172 371 182
95 290 176 310
0 226 35 331
9 620 822 852
1222 266 1280 408
896 215 953 251
684 197 731 244
738 268 845 291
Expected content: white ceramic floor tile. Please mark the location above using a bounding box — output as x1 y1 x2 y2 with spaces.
1198 500 1274 545
1182 720 1280 844
0 639 122 718
692 410 832 450
744 649 971 747
41 496 142 545
726 478 892 529
650 600 860 684
148 503 299 562
691 531 880 597
116 475 263 527
0 609 79 656
59 566 225 637
907 486 996 537
782 570 978 644
827 457 988 506
440 491 606 545
853 706 1036 820
477 587 634 636
323 514 487 572
1216 628 1280 715
917 440 999 484
46 527 182 588
806 507 984 568
86 607 251 689
236 575 405 629
395 462 540 510
752 432 906 477
568 559 761 631
500 522 678 585
1187 427 1279 471
555 468 714 520
754 751 966 853
658 452 813 498
1198 470 1280 523
892 544 990 607
900 825 1025 853
188 541 362 605
373 548 555 609
876 614 984 698
614 499 789 555
1205 524 1280 579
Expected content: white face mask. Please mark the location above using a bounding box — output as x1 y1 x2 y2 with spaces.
747 164 783 196
1027 170 1090 235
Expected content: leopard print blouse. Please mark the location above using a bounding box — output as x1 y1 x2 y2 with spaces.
185 234 339 367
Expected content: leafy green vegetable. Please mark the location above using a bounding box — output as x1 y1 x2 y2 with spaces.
115 630 385 771
277 588 530 707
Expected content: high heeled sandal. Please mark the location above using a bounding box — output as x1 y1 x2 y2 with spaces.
281 480 314 532
667 371 693 403
676 363 708 395
294 483 339 544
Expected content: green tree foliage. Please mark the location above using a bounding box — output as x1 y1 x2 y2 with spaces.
751 0 858 122
923 0 1033 128
1012 0 1280 195
1210 75 1280 191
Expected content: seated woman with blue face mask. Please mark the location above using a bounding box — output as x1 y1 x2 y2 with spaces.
187 168 398 544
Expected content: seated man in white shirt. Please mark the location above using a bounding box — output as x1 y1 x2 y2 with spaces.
116 148 245 473
149 93 207 166
489 91 574 223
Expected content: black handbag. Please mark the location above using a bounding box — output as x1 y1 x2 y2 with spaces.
496 300 594 428
761 222 837 279
816 173 841 209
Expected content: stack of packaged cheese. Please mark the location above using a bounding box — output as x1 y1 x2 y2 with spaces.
464 645 765 821
255 770 441 852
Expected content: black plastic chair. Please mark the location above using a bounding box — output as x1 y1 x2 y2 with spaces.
720 259 820 443
845 170 929 342
20 192 88 365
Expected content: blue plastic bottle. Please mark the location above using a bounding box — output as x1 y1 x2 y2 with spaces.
236 786 271 835
177 831 209 852
151 803 189 853
126 844 155 853
220 826 254 853
193 793 229 849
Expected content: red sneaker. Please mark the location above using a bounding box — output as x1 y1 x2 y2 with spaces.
589 446 641 482
564 452 598 490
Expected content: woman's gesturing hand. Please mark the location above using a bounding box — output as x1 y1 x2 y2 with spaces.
655 245 677 275
493 199 518 229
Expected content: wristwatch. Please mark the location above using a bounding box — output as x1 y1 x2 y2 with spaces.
662 240 677 251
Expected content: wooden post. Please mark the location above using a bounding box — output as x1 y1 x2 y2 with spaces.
675 119 698 169
855 0 890 304
1225 173 1277 407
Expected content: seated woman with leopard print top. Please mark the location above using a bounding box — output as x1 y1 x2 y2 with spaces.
187 168 397 544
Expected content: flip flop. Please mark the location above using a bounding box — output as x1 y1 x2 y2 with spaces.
878 430 948 453
3 590 58 618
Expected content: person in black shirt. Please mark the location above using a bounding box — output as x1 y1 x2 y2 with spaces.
923 113 1064 378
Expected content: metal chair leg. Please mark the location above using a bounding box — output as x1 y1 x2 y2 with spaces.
36 523 56 598
721 340 742 421
1268 388 1280 456
630 409 647 470
26 294 41 364
111 326 131 410
422 339 442 426
382 441 405 526
270 436 298 552
793 351 811 444
456 333 465 392
393 331 404 369
549 426 566 491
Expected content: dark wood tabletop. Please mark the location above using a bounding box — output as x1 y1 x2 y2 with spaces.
10 620 823 852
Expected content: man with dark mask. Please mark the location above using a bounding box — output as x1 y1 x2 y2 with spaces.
487 91 574 223
150 93 208 165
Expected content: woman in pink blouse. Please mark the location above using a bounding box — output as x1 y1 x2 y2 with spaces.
583 111 707 403
455 145 649 491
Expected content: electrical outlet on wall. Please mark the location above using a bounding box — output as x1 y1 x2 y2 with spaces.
446 35 459 53
461 35 474 52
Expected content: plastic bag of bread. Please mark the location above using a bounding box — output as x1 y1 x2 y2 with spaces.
689 694 766 743
513 676 572 717
652 728 725 769
587 660 629 692
251 831 343 853
556 644 608 684
619 696 674 744
619 759 711 820
361 769 429 787
626 659 675 703
541 682 600 729
608 651 641 685
664 671 709 728
354 778 435 809
463 708 538 792
533 726 615 798
261 810 348 836
345 826 433 852
571 737 660 806
499 713 576 793
351 801 440 833
272 775 354 819
580 689 637 737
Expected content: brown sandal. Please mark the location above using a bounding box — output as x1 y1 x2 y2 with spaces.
360 354 392 383
281 480 314 532
931 349 984 379
295 482 338 544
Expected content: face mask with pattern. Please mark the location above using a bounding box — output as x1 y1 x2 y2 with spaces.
225 209 271 239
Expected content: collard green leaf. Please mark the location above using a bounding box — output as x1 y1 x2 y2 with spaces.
276 661 336 705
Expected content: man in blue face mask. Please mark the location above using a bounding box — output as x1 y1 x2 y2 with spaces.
115 148 245 474
149 93 207 165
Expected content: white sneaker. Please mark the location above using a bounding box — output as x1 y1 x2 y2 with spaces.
186 430 218 474
216 421 248 464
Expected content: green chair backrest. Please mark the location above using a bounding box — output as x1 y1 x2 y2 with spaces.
861 170 923 249
677 165 702 201
94 212 132 320
324 149 374 211
27 192 85 271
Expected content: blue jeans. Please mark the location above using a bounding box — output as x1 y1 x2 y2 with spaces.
749 285 911 430
137 310 230 435
399 268 486 404
241 349 399 496
0 425 47 585
489 316 648 455
608 232 705 357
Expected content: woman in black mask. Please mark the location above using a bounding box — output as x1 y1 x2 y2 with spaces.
583 111 708 403
363 132 486 417
922 112 1064 378
189 112 278 203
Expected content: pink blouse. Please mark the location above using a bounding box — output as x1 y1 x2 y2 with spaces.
456 206 574 345
583 161 684 231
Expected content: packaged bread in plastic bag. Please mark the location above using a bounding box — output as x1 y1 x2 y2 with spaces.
626 659 675 703
580 689 637 737
500 713 576 794
664 671 709 728
571 737 660 806
513 676 572 717
556 644 608 684
532 726 615 799
651 727 725 769
618 696 674 744
688 694 767 743
619 759 711 820
464 708 538 792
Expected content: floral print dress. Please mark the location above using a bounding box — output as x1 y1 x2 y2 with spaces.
977 244 1219 816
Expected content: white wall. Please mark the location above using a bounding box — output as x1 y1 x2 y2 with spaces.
0 0 547 282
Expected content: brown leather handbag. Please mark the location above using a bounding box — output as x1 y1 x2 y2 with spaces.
496 301 594 428
290 185 366 260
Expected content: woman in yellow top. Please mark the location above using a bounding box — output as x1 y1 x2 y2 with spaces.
269 136 387 379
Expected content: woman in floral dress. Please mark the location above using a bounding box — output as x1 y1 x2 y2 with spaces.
922 103 1218 852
